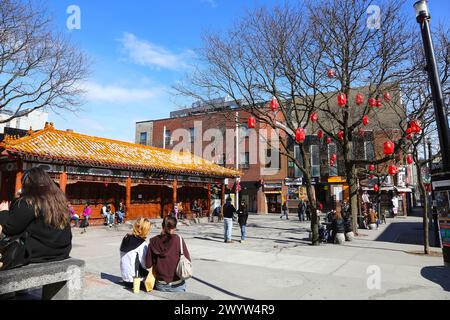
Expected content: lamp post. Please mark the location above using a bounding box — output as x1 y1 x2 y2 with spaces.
414 0 450 266
414 0 450 170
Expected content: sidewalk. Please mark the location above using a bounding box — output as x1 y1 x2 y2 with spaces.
27 214 449 300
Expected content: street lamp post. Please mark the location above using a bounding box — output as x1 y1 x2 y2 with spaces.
414 0 450 266
427 137 440 247
414 0 450 170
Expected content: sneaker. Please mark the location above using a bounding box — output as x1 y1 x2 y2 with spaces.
240 240 245 243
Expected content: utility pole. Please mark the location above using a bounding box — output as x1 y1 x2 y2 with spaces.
235 111 240 209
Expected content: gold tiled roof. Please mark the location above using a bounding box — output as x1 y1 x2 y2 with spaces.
0 123 240 178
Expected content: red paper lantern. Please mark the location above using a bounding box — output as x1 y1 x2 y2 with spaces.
330 160 335 167
406 134 412 140
376 99 382 107
384 92 391 102
406 127 412 134
406 154 414 165
388 165 398 175
326 137 332 145
338 130 344 141
383 141 394 155
317 130 323 139
331 154 337 162
310 112 318 122
410 120 422 133
327 69 335 78
247 116 256 129
374 185 379 192
295 128 306 143
270 96 279 112
337 93 347 107
362 115 369 126
368 98 377 107
369 174 375 179
356 93 364 106
369 164 375 171
319 203 323 210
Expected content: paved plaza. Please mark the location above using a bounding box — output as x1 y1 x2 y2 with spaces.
65 214 450 300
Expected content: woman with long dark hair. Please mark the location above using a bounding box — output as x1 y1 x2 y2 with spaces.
0 167 72 270
145 216 191 292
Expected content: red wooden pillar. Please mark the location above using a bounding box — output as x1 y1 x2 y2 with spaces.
15 160 23 196
59 172 67 194
126 177 132 219
173 179 178 207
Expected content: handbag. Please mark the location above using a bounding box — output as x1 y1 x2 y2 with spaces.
0 232 29 271
176 235 193 280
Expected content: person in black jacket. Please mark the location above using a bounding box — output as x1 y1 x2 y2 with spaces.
223 197 236 243
331 211 345 244
237 200 248 243
0 167 72 270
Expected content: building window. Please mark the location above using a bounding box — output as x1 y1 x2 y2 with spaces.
310 145 320 178
294 145 303 178
364 141 375 161
240 123 249 138
139 132 147 145
165 130 172 146
240 152 250 169
266 148 281 169
189 128 195 143
328 144 338 177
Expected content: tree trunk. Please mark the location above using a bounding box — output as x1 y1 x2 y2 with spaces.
305 178 320 246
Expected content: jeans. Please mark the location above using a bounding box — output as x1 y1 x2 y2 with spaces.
224 218 233 241
117 211 125 223
240 224 246 240
107 213 115 225
298 212 305 221
280 210 289 219
155 281 186 292
71 217 79 227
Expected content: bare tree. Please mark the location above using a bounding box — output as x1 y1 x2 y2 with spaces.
0 0 88 125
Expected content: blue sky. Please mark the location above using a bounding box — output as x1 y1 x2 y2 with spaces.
44 0 450 142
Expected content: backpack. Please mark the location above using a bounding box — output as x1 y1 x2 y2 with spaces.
176 235 193 280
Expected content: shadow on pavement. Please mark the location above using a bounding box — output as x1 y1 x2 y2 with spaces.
101 272 123 285
192 276 254 300
421 266 450 292
375 221 439 248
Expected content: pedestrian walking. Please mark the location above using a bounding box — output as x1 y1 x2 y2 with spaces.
80 202 91 231
280 201 289 220
223 197 236 243
68 202 79 227
298 200 306 221
305 201 312 221
237 200 248 243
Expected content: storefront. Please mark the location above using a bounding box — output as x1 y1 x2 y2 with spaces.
264 182 283 214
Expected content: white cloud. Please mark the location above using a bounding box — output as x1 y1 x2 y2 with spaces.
202 0 218 8
118 33 195 71
82 82 166 104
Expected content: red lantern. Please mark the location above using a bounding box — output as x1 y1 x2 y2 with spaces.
359 128 365 137
338 130 344 141
317 130 323 139
330 160 335 167
105 183 109 188
383 141 394 155
337 93 347 107
384 92 391 102
327 69 335 78
356 93 364 106
406 154 413 165
376 99 382 107
270 96 279 112
374 185 379 192
362 115 369 126
388 165 398 175
368 98 377 107
326 137 332 145
247 116 256 129
295 128 306 143
310 112 318 122
369 174 375 179
319 203 323 210
369 164 375 171
406 134 412 140
410 120 422 133
331 154 337 162
406 127 412 134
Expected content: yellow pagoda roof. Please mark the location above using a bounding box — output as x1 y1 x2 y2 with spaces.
0 123 240 179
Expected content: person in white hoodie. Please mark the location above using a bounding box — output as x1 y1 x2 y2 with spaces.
120 217 152 290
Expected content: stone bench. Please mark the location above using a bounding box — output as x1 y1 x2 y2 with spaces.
0 258 85 300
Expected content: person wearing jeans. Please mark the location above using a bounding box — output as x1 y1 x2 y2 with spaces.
222 197 236 243
238 200 248 243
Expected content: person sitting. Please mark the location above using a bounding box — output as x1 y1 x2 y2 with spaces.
343 211 354 241
368 209 378 230
145 216 191 292
191 200 201 218
101 202 108 225
0 167 72 270
68 202 79 228
120 218 151 290
106 204 115 227
331 211 346 244
116 202 126 224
